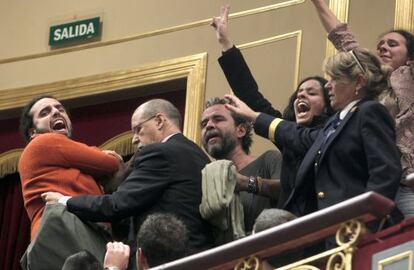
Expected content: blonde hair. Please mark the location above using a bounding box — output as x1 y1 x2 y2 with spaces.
323 48 391 99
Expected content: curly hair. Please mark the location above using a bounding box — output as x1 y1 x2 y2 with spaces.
137 213 189 267
253 209 296 233
204 97 253 154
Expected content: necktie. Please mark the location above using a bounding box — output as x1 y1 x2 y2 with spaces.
314 114 341 172
323 113 341 143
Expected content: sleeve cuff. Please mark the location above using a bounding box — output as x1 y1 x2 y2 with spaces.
268 118 283 142
58 196 71 206
254 113 284 143
221 45 237 55
327 23 348 41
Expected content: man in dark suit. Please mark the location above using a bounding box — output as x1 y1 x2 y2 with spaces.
43 99 212 252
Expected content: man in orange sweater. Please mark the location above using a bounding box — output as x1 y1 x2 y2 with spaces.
18 95 122 240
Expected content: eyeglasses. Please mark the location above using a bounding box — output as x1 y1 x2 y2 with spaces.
349 50 366 73
134 115 156 133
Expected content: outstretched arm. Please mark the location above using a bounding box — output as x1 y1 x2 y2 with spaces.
218 47 283 117
211 5 234 52
41 145 171 222
65 146 171 222
212 5 282 117
311 0 342 33
310 0 359 52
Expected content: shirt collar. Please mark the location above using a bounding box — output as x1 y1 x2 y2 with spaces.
339 99 360 120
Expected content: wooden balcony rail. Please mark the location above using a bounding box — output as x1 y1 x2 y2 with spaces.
152 192 395 270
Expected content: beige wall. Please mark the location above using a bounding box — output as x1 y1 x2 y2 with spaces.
0 0 408 155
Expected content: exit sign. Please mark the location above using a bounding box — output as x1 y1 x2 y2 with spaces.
49 17 101 46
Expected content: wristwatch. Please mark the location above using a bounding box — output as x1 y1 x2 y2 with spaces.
247 176 259 194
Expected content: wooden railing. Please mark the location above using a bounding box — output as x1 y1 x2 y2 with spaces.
152 192 396 270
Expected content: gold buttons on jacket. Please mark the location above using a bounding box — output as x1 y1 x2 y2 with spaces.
317 192 325 199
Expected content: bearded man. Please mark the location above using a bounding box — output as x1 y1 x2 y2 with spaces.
19 95 121 240
200 97 282 233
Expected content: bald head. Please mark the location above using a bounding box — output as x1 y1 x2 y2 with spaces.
135 99 182 129
131 99 182 148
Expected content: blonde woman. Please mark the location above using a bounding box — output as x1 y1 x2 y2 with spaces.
311 0 414 219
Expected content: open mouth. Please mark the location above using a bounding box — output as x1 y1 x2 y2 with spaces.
296 101 310 117
204 130 221 144
51 119 67 131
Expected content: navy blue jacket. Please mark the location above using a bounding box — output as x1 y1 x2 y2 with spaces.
254 100 401 215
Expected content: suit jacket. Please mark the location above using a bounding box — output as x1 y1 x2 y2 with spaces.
67 133 212 250
255 100 402 216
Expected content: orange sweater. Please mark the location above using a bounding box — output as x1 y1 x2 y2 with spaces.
18 133 120 240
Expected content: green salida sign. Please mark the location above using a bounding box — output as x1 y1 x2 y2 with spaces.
49 17 101 46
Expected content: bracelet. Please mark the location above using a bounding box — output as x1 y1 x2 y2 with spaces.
247 176 259 194
105 267 120 270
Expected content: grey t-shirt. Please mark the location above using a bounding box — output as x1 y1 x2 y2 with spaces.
239 150 282 233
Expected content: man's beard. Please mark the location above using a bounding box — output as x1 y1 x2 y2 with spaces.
203 133 236 160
